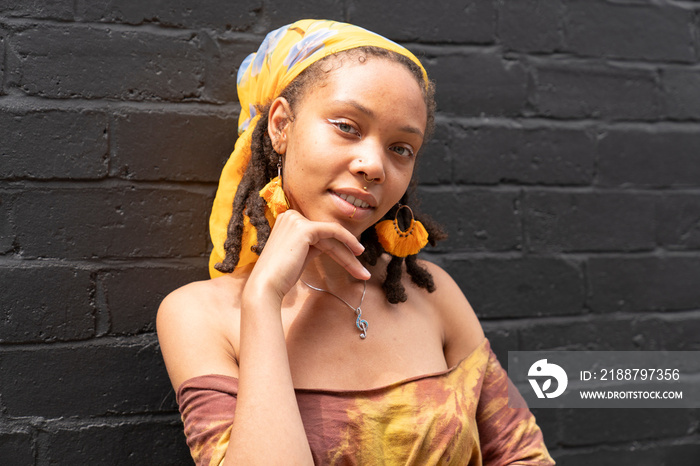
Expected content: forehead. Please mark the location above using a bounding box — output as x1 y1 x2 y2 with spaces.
297 57 428 124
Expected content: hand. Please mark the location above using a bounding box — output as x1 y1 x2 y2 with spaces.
246 210 370 302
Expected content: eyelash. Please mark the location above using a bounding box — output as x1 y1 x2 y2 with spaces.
329 119 360 136
390 145 415 158
328 119 415 158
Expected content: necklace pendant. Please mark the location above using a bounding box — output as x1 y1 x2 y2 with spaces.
355 307 368 339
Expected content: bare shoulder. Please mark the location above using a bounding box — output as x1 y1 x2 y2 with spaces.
157 274 245 391
417 259 485 367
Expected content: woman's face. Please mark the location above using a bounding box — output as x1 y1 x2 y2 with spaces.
270 57 428 237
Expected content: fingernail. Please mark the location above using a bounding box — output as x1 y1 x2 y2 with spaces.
362 266 371 277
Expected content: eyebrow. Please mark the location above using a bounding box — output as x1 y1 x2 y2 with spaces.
334 99 425 138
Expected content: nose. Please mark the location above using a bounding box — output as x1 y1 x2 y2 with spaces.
351 141 385 183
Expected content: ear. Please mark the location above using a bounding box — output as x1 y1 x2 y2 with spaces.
268 97 293 154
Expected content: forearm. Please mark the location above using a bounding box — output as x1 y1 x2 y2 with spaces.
224 284 313 466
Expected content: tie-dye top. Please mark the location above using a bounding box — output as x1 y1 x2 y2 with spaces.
176 339 555 465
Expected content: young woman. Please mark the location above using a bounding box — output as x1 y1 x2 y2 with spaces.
157 19 555 466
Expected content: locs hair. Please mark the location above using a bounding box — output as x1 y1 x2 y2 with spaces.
216 46 446 304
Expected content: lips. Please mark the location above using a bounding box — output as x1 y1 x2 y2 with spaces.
335 192 371 209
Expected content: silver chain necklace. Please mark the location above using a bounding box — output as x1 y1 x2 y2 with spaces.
301 279 369 339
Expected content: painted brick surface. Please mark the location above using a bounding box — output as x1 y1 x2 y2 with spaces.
497 0 564 53
0 337 172 417
0 266 94 342
0 107 108 179
597 128 700 187
523 191 657 252
348 0 496 43
7 24 206 101
111 110 236 181
419 187 521 252
533 62 661 120
14 188 211 259
443 256 584 319
451 124 596 185
425 50 529 117
564 0 696 62
0 431 34 465
75 0 262 31
0 193 14 253
43 420 191 464
662 68 700 119
100 263 209 335
1 1 699 464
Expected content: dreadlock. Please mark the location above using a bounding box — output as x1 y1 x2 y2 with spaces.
215 46 446 304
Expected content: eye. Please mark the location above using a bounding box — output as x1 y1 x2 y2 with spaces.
390 145 415 158
328 119 360 137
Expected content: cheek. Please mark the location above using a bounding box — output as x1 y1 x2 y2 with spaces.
385 165 415 205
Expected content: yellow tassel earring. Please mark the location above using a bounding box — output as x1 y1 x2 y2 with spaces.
375 204 429 257
259 156 290 218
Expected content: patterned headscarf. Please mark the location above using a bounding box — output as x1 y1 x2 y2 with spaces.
209 19 429 277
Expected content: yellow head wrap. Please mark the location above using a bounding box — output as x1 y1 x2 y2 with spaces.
209 19 429 277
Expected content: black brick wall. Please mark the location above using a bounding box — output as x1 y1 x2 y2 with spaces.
1 1 699 464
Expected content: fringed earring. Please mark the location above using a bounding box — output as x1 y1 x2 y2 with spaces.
260 156 290 218
375 204 429 257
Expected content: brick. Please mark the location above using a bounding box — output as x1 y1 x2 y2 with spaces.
0 108 108 179
657 194 700 250
7 24 205 101
0 337 175 417
424 51 528 117
633 311 700 351
524 191 656 253
518 311 700 351
598 128 700 188
518 315 644 351
587 256 700 313
14 188 211 259
264 0 344 30
498 0 565 53
482 322 518 363
443 257 584 319
0 0 73 20
0 34 5 95
111 110 236 181
201 33 260 104
0 193 13 253
45 420 191 465
101 264 209 335
554 439 700 466
564 0 695 62
533 62 660 120
0 266 94 343
662 67 700 120
348 0 496 44
76 0 261 31
418 188 521 252
0 431 34 465
559 408 695 446
415 122 451 185
451 125 595 185
528 408 560 450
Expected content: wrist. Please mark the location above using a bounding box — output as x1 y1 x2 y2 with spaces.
241 276 284 312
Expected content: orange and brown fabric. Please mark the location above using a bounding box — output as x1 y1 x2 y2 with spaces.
177 339 554 465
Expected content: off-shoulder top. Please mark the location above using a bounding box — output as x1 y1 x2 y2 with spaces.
176 339 554 465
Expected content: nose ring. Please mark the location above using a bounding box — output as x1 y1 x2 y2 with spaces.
363 173 375 183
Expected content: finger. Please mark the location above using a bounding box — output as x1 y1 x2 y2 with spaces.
312 239 371 281
305 222 365 257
